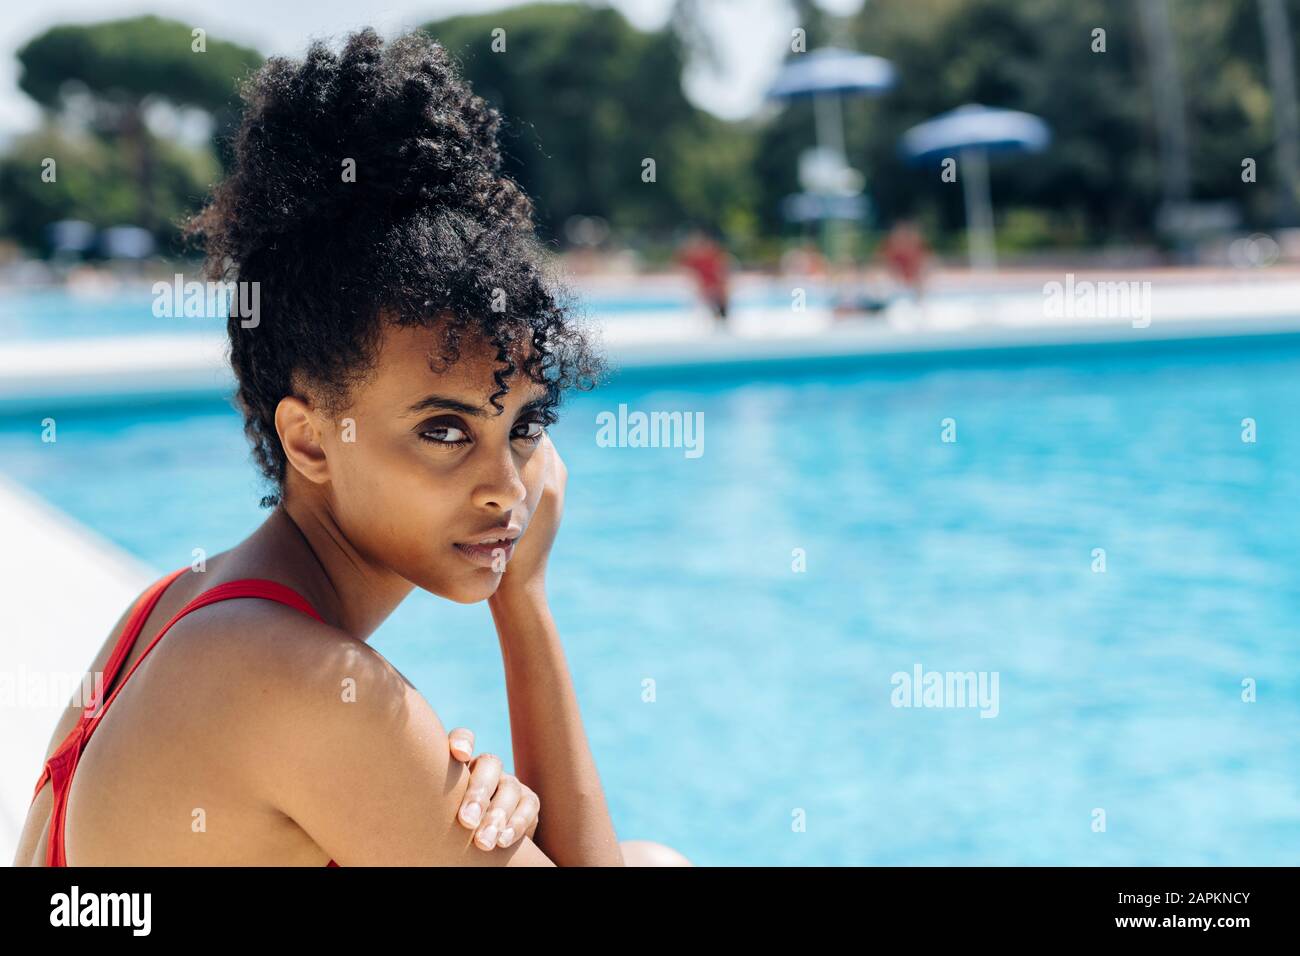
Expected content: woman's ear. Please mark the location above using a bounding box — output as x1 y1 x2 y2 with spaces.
275 395 331 486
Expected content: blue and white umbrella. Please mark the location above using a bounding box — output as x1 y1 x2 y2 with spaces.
767 47 896 100
901 104 1050 270
767 47 896 189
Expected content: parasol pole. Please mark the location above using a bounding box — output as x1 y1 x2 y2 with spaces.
960 145 997 272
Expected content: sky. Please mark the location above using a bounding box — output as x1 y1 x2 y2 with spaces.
0 0 865 143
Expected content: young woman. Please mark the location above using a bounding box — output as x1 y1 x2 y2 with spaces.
14 28 690 867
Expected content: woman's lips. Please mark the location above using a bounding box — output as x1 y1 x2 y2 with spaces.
453 538 515 569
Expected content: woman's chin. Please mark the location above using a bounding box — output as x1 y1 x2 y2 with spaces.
422 570 502 604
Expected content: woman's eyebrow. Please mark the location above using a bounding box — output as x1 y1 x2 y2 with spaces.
406 391 549 417
406 394 489 417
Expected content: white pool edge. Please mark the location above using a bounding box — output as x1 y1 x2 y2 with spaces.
0 473 156 865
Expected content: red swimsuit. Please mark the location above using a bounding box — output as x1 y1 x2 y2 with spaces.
29 567 340 867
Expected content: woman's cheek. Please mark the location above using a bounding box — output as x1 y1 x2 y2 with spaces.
373 435 438 489
339 438 420 522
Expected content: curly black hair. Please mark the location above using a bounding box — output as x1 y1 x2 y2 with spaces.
185 28 606 507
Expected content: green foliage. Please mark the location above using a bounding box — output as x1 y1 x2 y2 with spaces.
422 3 756 241
0 126 217 253
16 14 262 113
3 1 1296 258
817 0 1292 245
5 15 260 252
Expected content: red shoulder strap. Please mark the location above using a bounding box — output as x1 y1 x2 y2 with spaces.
169 579 325 624
30 567 189 805
32 573 326 865
80 578 325 740
33 576 325 800
90 567 191 716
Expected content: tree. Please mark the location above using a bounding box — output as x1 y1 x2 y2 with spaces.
15 15 262 235
0 128 217 253
825 0 1287 248
421 3 756 247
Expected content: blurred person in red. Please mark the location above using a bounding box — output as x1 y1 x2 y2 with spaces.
880 219 930 300
676 227 731 329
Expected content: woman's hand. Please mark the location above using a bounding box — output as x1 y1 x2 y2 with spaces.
448 727 539 849
493 432 566 600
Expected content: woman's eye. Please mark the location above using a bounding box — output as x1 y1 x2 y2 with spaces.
514 420 546 443
420 425 470 445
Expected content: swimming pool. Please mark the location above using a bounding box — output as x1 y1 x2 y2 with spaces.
2 343 1298 865
0 283 836 341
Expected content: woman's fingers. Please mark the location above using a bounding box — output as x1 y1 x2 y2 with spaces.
448 727 474 763
475 776 538 850
472 773 522 850
499 784 540 847
457 752 503 831
449 747 540 850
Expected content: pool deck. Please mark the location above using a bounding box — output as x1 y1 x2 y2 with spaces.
2 269 1299 861
0 474 155 863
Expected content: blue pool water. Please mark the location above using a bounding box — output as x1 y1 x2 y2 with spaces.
2 344 1299 865
0 288 224 340
0 285 835 340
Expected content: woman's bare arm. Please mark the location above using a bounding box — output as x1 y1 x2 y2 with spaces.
247 612 556 866
481 434 623 867
488 585 623 866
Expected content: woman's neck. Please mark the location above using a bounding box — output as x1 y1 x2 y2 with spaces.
250 495 414 642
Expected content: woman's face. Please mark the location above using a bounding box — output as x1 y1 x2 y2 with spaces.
306 321 551 604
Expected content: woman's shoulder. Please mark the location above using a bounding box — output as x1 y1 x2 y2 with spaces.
160 586 371 686
157 590 461 827
155 587 418 734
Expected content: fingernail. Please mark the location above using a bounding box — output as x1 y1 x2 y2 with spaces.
477 825 498 848
497 827 515 846
461 802 481 826
452 741 470 756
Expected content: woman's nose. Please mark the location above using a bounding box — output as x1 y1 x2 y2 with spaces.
471 445 528 511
